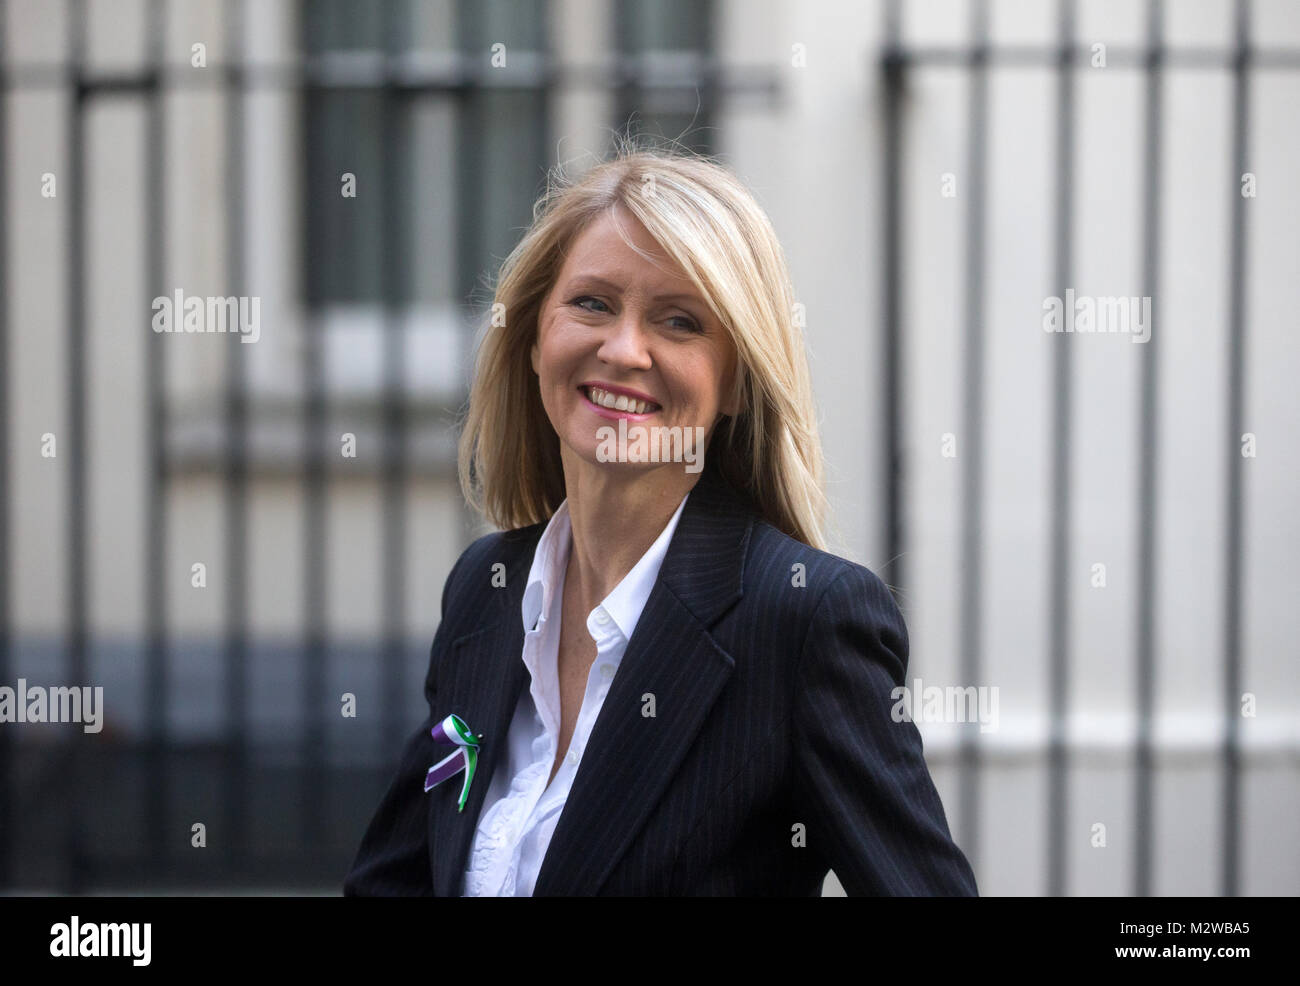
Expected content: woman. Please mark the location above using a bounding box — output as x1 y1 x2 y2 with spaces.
344 143 977 896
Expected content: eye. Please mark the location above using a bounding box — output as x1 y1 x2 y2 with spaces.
569 295 610 314
569 295 702 333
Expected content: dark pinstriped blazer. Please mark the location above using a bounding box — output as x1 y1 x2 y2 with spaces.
343 461 978 896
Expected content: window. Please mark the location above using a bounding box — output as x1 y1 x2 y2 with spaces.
298 0 550 404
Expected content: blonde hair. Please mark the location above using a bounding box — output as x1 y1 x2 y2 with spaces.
457 136 829 551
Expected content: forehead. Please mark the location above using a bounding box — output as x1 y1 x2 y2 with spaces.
555 206 694 292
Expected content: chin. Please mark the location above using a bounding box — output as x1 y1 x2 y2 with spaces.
570 445 642 470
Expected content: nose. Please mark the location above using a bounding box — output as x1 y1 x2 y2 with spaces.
596 307 653 370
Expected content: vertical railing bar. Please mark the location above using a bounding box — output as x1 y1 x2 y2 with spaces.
1134 0 1164 898
0 0 12 892
300 4 328 851
379 0 408 772
1221 0 1251 899
222 0 250 876
879 0 905 599
698 0 716 153
143 0 169 886
454 6 483 556
0 0 12 894
63 0 89 894
956 0 989 879
613 0 635 149
1046 0 1077 898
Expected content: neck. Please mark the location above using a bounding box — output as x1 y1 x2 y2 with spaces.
559 455 699 618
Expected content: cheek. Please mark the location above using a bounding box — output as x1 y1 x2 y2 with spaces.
539 320 582 376
685 363 725 410
533 337 559 386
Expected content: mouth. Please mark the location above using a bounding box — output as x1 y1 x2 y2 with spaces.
578 384 661 419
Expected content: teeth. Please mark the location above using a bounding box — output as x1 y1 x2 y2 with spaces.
584 387 656 414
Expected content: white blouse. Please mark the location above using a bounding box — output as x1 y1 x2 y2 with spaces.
461 490 692 896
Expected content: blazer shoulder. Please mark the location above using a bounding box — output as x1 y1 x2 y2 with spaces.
741 519 906 653
438 522 545 634
743 519 888 604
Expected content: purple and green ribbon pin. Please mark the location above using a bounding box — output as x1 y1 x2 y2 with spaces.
423 713 482 812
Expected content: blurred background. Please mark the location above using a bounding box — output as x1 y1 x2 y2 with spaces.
0 0 1296 896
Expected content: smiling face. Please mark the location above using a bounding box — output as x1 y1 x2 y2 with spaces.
530 204 740 486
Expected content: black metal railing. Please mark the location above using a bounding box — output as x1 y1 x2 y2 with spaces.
879 0 1296 896
0 0 789 892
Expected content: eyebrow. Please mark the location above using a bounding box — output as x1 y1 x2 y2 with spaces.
563 275 703 306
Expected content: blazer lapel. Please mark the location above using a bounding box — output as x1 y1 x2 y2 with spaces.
532 465 753 895
427 532 537 897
